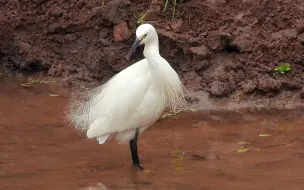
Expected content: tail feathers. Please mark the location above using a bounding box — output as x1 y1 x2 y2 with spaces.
97 134 110 144
86 118 110 138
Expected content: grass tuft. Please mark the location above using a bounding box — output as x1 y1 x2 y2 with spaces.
163 0 177 20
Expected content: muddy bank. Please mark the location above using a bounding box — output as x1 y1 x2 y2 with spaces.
0 0 304 110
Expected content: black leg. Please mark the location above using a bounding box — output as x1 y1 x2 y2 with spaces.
130 128 144 171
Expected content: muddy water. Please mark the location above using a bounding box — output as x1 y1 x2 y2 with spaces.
1 70 304 190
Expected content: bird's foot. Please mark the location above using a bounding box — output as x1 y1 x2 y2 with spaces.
133 163 144 171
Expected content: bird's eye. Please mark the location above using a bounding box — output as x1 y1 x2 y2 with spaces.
140 34 147 41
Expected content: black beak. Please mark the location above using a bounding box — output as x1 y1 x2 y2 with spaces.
127 38 141 60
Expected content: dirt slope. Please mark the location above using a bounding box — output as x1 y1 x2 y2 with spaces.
0 0 303 109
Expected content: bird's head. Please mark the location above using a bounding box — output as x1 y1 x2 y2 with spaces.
127 23 157 60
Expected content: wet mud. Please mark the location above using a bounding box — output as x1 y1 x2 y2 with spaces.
0 0 304 109
1 68 304 190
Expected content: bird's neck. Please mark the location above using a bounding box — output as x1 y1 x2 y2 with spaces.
143 39 159 58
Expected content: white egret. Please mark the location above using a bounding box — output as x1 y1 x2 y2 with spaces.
66 23 186 170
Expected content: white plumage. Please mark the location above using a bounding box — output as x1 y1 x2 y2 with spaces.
66 24 186 146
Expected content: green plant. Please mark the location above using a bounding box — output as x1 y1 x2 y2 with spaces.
135 0 180 24
134 13 146 25
163 0 177 20
238 141 251 145
171 149 185 171
20 78 56 88
274 63 291 74
259 134 271 137
161 108 198 119
134 0 156 25
49 94 59 97
237 147 249 153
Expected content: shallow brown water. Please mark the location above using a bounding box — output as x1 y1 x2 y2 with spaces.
1 71 304 190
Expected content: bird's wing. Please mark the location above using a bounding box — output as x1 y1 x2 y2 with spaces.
147 56 187 112
68 59 152 138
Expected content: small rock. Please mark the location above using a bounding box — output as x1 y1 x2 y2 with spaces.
47 23 66 34
195 60 210 72
99 30 108 39
86 1 96 9
295 19 304 34
209 80 230 97
65 34 77 41
300 90 304 99
207 0 227 4
189 30 199 37
169 49 178 57
241 80 256 93
269 13 275 18
77 0 85 9
71 50 78 54
164 25 171 31
271 32 283 39
298 33 304 44
208 39 221 51
18 41 32 51
144 11 160 21
257 75 281 93
91 6 103 15
113 22 132 42
188 37 200 46
199 32 207 37
170 19 183 33
281 29 298 40
50 8 63 17
185 71 198 81
282 80 302 90
99 0 131 24
233 13 247 27
232 33 254 52
225 61 243 71
48 62 64 77
189 45 210 58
